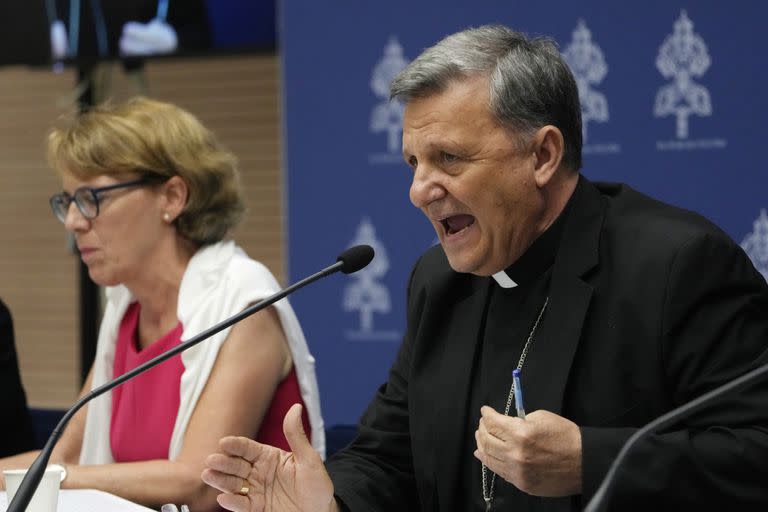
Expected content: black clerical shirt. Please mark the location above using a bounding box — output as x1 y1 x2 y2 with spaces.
457 205 569 511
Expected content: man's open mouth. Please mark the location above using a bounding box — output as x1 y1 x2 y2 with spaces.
441 214 476 235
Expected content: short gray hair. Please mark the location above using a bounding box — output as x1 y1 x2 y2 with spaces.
48 97 245 245
390 25 582 170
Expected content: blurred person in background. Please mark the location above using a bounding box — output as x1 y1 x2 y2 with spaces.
48 0 212 60
0 298 36 458
0 97 324 512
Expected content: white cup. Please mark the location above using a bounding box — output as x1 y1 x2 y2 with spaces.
3 466 63 512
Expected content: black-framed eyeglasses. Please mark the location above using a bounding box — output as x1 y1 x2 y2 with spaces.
49 178 152 223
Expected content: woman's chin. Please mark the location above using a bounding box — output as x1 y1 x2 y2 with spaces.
87 268 118 287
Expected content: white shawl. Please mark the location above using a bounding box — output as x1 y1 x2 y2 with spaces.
79 240 325 463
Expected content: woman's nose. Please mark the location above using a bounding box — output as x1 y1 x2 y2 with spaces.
63 201 89 232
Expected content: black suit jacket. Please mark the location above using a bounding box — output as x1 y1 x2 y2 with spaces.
327 177 768 511
0 299 36 457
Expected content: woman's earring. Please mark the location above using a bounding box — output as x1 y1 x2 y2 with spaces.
163 212 171 222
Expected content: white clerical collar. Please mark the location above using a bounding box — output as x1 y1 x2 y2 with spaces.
491 270 518 288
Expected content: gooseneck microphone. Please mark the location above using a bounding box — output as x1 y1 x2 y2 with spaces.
584 360 768 511
7 245 375 512
336 244 374 274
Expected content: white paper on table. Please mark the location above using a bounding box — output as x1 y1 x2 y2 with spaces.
1 489 156 511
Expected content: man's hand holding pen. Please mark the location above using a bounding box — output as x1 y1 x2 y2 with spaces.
474 406 583 497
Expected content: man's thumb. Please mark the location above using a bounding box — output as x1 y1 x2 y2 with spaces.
283 403 318 464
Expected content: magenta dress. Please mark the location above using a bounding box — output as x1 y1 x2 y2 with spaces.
110 302 310 462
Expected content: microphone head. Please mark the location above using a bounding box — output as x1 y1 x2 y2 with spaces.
337 245 375 274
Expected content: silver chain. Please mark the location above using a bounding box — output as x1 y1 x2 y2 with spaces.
481 296 549 511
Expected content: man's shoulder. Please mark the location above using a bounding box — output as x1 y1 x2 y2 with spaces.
594 181 735 251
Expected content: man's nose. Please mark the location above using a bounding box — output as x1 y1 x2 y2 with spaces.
409 165 445 208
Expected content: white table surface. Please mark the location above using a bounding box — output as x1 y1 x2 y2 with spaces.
1 489 156 511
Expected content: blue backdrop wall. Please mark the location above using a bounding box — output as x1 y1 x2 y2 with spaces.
280 0 768 427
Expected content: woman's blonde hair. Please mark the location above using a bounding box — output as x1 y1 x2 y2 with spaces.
47 96 245 245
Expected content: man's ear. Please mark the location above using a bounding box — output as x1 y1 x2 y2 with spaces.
531 125 565 188
160 175 189 221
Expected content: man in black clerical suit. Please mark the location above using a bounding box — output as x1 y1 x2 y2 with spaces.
0 299 36 457
49 0 211 61
201 25 768 511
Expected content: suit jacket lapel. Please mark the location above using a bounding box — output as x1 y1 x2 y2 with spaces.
523 177 605 415
428 275 491 509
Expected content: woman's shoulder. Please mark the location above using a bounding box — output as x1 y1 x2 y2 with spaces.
181 241 282 306
225 244 281 288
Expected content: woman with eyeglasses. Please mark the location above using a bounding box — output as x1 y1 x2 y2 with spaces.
0 97 324 511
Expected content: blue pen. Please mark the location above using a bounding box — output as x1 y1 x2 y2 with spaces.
157 0 169 21
512 369 526 419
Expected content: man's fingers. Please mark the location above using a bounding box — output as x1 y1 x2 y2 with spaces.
283 403 320 466
478 413 509 445
476 428 507 463
217 492 256 512
479 407 527 442
201 467 252 494
205 452 255 477
219 435 270 463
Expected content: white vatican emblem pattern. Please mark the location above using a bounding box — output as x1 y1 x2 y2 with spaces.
342 218 399 341
742 209 768 283
369 36 409 164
